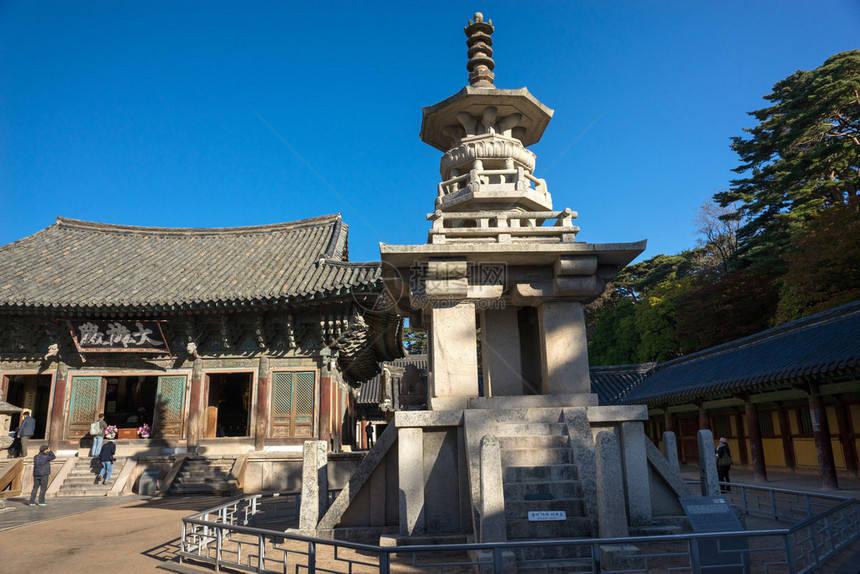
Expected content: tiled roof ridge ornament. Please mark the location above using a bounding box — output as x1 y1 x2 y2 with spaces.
465 12 494 87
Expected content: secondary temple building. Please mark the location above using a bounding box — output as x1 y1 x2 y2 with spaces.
0 215 403 474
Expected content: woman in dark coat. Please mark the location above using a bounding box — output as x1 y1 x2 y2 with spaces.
715 437 732 492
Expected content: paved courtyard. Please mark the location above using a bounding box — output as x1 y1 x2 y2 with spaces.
0 469 858 574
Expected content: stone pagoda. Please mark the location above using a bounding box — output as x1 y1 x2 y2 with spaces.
307 14 691 560
379 13 644 407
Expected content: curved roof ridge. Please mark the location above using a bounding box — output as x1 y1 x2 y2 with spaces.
55 214 342 236
653 300 860 371
320 259 382 268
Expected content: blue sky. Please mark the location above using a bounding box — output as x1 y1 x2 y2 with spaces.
1 1 858 264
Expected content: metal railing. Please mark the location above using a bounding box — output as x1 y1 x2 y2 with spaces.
179 482 860 574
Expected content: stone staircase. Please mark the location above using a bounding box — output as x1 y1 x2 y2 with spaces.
168 456 237 496
56 456 127 497
490 408 594 572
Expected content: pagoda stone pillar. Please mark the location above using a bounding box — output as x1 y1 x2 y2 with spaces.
537 300 590 395
429 301 479 409
480 307 522 396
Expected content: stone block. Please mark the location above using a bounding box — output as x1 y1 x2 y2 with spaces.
662 431 680 473
585 405 648 422
430 302 479 401
425 277 469 298
594 429 628 538
697 429 720 497
480 308 523 396
620 421 651 526
554 255 598 276
299 440 328 530
398 427 425 535
563 407 599 536
537 301 590 394
479 434 506 542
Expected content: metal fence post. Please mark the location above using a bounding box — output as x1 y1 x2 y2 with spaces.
308 541 316 574
592 542 601 574
379 550 391 574
770 490 778 520
741 485 748 514
689 537 702 574
493 546 503 574
216 527 223 573
258 534 265 573
784 532 796 574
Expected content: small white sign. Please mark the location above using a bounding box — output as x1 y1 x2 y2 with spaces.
528 511 567 521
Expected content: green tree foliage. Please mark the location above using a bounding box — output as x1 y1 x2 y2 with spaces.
675 271 780 353
773 201 860 323
402 326 427 354
715 50 860 271
588 51 860 367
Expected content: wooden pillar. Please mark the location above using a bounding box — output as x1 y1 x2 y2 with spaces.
664 411 675 434
186 359 204 449
745 400 768 482
776 404 796 472
319 368 333 451
835 401 859 478
698 404 711 431
254 357 270 452
809 391 839 489
734 410 749 466
48 364 69 453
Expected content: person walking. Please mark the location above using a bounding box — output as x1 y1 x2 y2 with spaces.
715 437 732 492
96 439 116 485
29 444 55 506
365 422 374 449
15 410 36 458
89 413 107 457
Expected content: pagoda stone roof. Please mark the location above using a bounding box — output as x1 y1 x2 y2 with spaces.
0 215 382 313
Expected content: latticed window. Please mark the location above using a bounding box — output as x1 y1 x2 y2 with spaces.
270 371 316 438
797 408 814 435
758 411 775 437
713 416 731 439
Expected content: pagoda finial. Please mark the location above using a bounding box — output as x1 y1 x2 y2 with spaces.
465 12 495 87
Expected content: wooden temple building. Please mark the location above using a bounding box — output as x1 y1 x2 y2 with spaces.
601 301 860 488
0 215 403 486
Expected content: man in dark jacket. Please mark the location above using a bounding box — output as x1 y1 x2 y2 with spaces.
97 440 117 485
29 444 55 506
16 410 36 458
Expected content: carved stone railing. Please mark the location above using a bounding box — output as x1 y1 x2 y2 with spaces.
436 165 548 201
427 209 579 244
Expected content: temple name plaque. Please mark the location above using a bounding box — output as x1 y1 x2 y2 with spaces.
528 511 566 521
67 320 170 354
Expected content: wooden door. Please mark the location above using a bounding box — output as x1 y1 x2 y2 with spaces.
270 371 316 438
67 376 104 440
153 375 187 438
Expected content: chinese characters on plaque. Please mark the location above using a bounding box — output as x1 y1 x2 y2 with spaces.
67 320 170 354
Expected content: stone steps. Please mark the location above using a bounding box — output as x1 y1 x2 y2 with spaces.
491 422 566 437
501 447 571 467
505 499 586 521
506 516 592 539
504 464 577 483
167 457 237 496
491 407 593 560
56 457 127 497
498 434 570 450
503 480 582 501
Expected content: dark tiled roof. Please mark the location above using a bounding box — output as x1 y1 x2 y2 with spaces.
622 301 860 405
0 215 382 312
589 363 655 405
357 354 428 404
